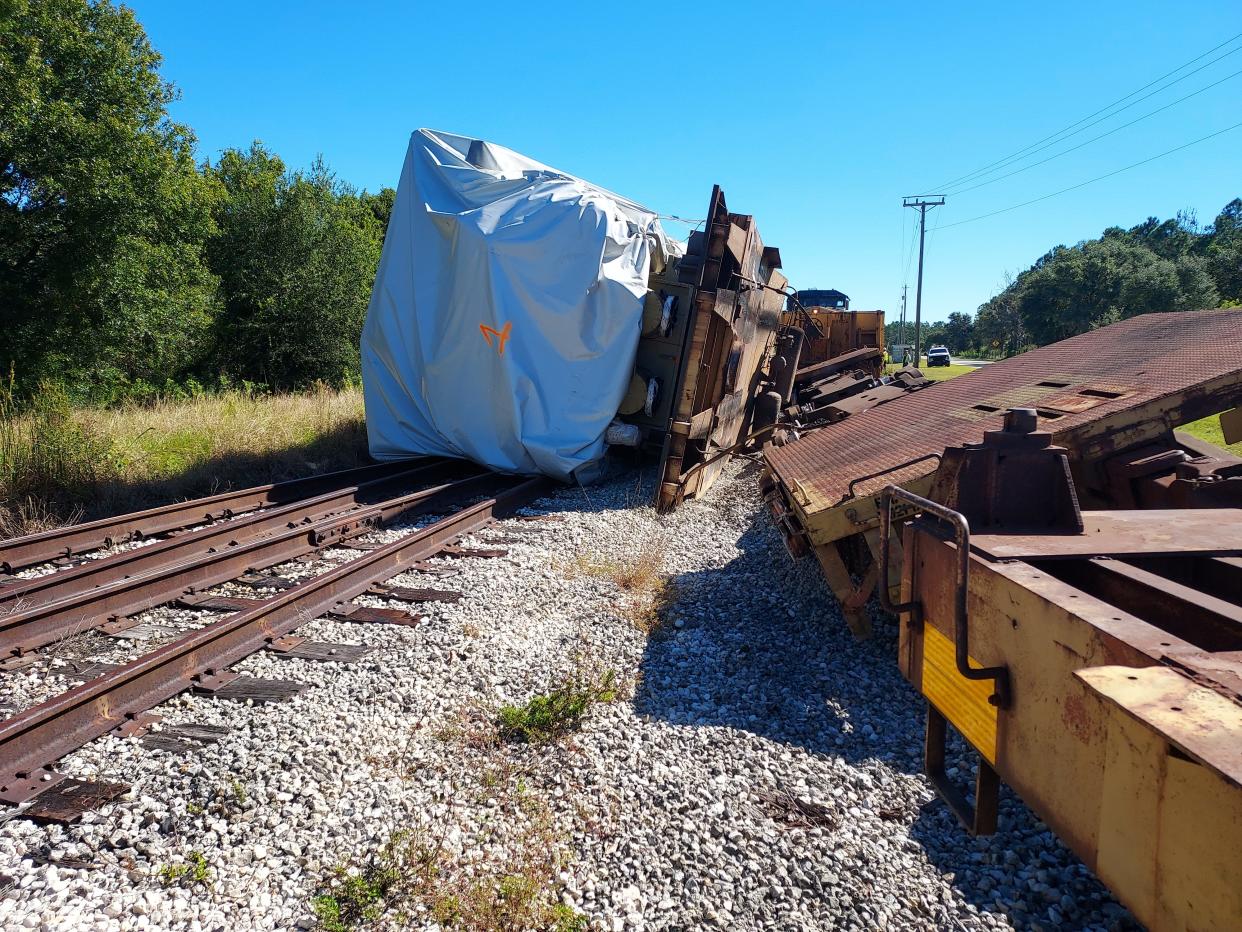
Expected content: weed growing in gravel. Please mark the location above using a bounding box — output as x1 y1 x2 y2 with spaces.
629 575 678 636
313 815 588 931
157 850 212 888
573 544 676 635
498 668 618 744
574 545 662 591
574 543 666 595
313 833 431 931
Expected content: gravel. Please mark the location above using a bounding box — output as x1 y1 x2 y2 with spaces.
0 459 1140 930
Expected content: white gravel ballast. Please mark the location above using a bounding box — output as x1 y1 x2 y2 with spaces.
0 460 1140 931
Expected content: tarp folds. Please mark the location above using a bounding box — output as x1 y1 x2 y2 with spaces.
361 129 673 481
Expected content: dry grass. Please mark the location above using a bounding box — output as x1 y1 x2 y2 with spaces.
335 709 592 931
573 544 675 634
0 383 368 537
314 803 586 932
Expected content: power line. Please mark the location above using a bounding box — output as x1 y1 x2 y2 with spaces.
929 31 1242 191
939 45 1242 194
938 119 1242 230
943 65 1242 196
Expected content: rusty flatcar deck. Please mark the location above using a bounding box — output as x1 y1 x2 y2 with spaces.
767 308 1242 545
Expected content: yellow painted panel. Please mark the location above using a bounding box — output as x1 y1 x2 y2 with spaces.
922 623 999 764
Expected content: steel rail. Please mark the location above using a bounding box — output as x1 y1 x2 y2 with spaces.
0 471 511 659
0 459 431 574
0 476 550 804
0 460 470 609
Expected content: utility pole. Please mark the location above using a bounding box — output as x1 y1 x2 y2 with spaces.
899 284 908 363
903 195 944 367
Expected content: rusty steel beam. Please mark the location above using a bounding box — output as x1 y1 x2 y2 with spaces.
0 460 470 610
1037 557 1242 654
0 476 550 804
0 471 510 659
0 459 431 574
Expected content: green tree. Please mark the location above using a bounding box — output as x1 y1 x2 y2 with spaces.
360 187 396 234
980 200 1235 351
1014 236 1218 345
920 321 947 351
974 273 1027 357
1205 199 1242 304
206 145 385 389
0 0 220 401
942 311 974 352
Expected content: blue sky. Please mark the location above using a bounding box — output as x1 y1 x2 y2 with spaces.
131 0 1240 321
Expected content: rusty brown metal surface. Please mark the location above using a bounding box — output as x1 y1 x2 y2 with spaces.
0 476 549 804
0 471 508 659
369 585 462 603
654 186 784 511
766 308 1242 514
1077 664 1242 788
0 459 428 574
970 509 1242 560
793 347 883 386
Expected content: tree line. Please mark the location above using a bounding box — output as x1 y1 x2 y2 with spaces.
1 0 393 406
921 201 1242 357
5 2 1240 407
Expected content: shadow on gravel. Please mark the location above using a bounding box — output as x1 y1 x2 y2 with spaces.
632 501 1137 930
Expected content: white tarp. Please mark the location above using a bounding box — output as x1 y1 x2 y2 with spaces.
361 129 673 482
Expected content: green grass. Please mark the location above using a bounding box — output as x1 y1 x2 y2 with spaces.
0 382 368 537
313 823 587 931
158 851 212 888
918 364 977 382
1180 414 1242 456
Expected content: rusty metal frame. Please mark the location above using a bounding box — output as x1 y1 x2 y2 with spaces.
901 523 1242 930
653 186 783 511
0 459 428 574
0 476 550 804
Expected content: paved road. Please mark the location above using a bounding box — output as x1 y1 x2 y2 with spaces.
953 358 993 367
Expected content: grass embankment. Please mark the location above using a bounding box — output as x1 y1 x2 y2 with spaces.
917 364 977 382
914 363 1240 454
0 385 368 537
1179 414 1242 456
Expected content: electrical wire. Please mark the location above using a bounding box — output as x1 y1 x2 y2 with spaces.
929 31 1242 191
902 209 920 287
938 119 1242 230
943 65 1242 197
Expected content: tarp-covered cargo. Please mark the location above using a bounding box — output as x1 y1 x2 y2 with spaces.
361 129 675 481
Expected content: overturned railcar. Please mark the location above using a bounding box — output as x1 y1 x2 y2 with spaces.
361 130 786 509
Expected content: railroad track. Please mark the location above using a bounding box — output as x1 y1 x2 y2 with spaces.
0 461 553 819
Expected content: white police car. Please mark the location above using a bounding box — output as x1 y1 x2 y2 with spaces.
926 344 952 367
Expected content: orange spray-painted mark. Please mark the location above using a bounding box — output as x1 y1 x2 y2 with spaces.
479 321 512 357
